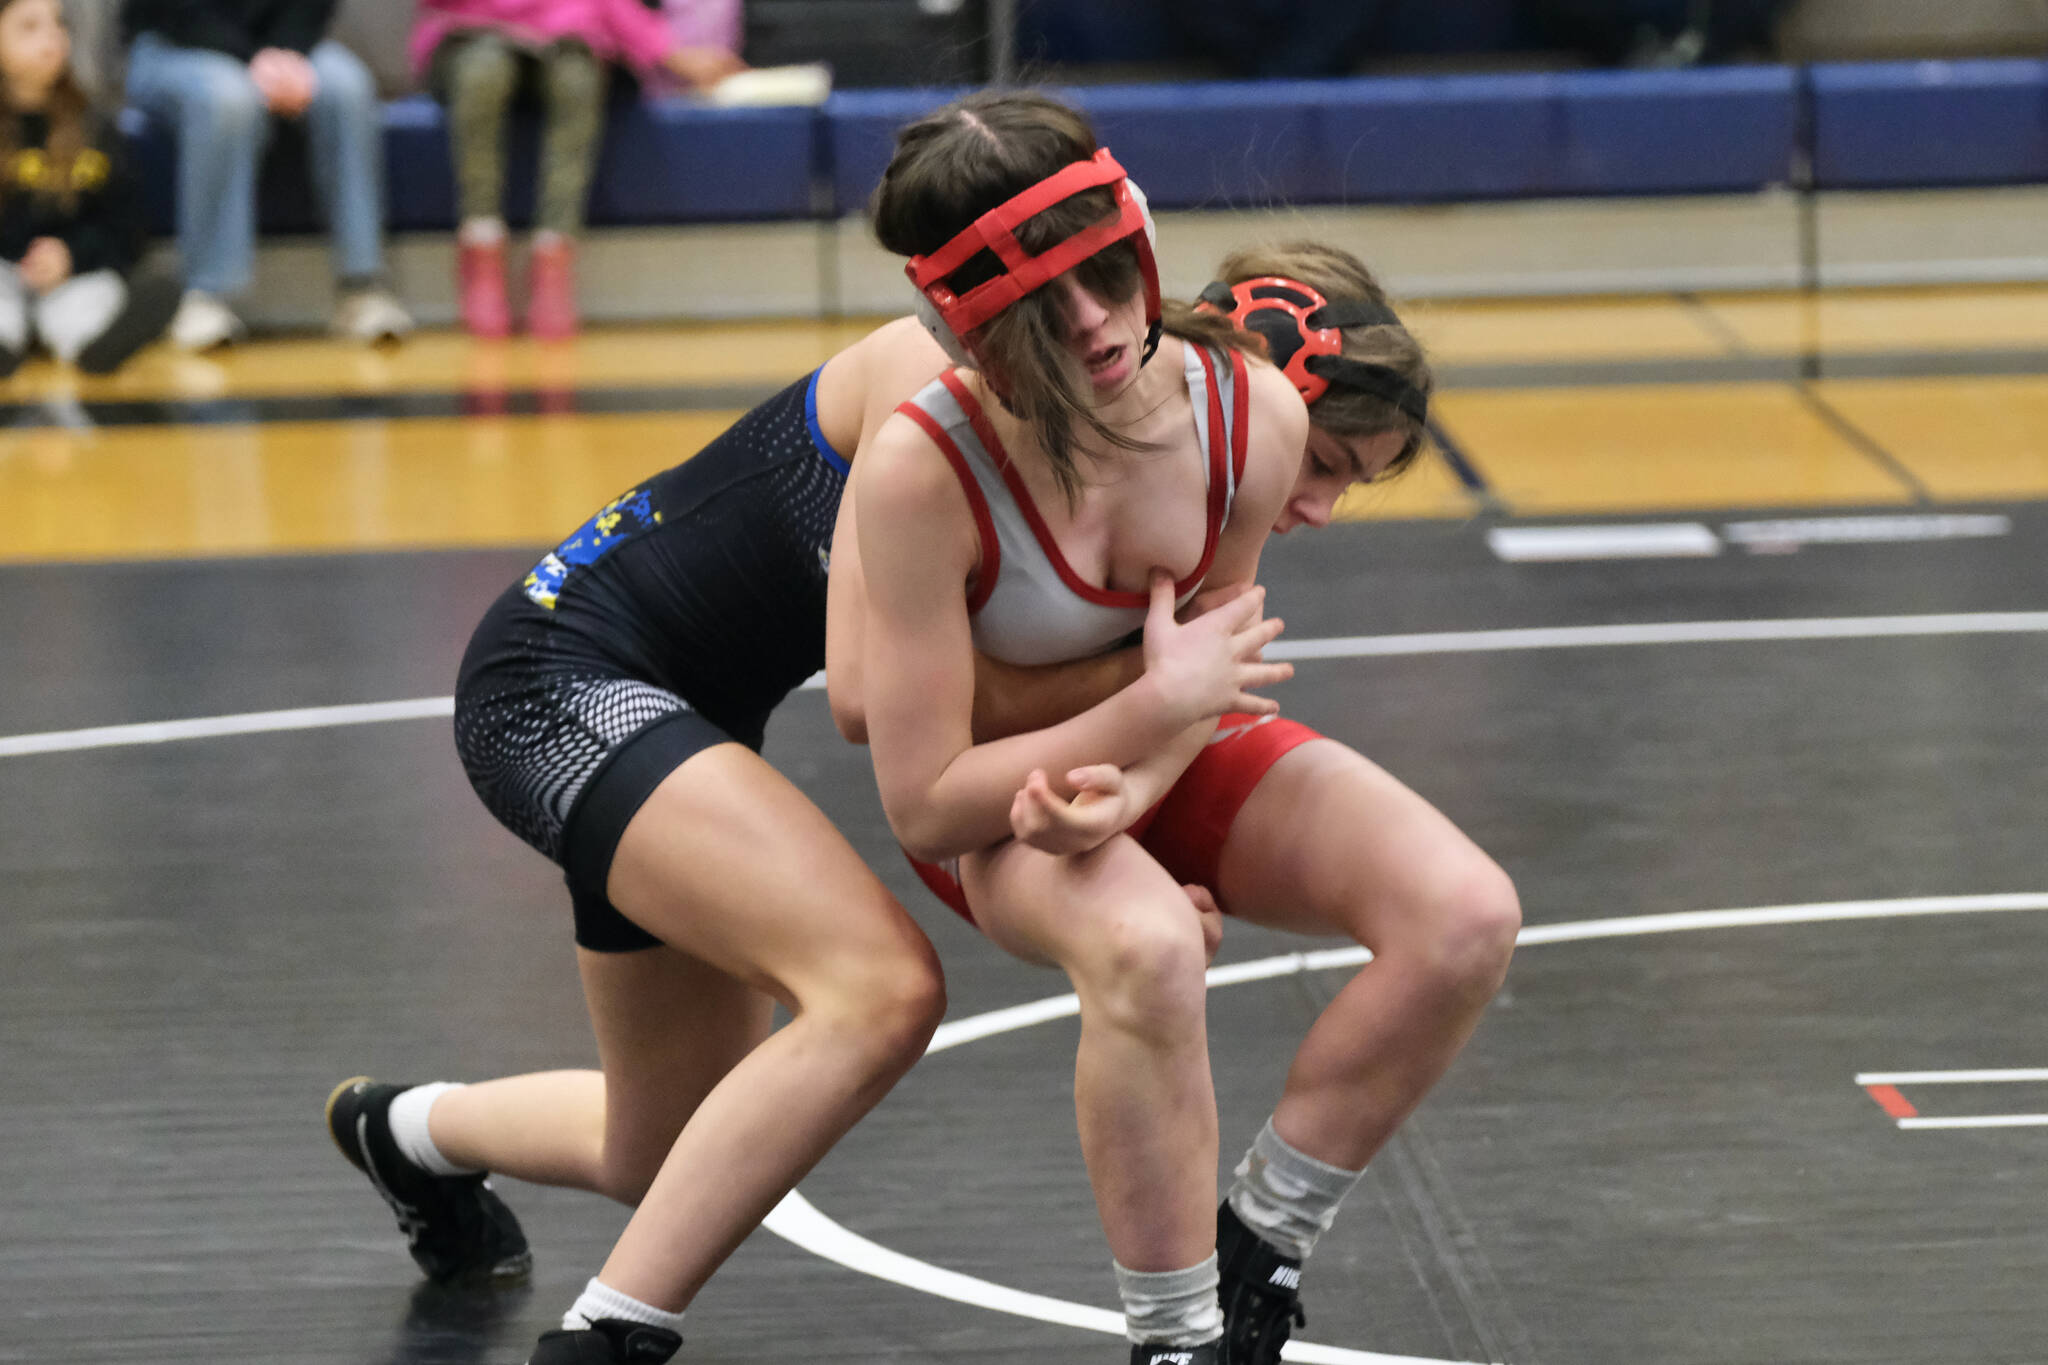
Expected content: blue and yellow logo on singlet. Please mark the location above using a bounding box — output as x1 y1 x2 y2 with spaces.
523 488 662 609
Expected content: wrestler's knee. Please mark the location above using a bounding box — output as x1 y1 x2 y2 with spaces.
802 925 948 1077
1418 854 1520 1000
1076 894 1210 1038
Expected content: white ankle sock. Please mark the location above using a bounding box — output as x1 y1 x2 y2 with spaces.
385 1082 479 1177
1114 1254 1222 1347
1226 1118 1366 1262
458 216 506 246
563 1277 688 1333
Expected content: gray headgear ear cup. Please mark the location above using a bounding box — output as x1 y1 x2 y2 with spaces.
914 290 974 367
1120 175 1163 365
1126 177 1157 252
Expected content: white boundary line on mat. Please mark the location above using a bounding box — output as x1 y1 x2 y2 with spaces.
763 894 2048 1365
7 611 2046 759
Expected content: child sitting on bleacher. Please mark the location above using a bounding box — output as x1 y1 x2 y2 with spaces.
0 0 177 375
411 0 745 340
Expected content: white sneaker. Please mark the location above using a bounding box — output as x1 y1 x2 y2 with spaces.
332 288 415 345
168 290 245 351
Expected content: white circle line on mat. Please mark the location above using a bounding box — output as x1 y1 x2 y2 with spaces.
763 893 2048 1365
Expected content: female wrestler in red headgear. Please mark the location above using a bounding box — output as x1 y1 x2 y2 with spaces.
847 94 1516 1365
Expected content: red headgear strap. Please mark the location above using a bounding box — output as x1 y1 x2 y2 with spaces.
904 148 1161 339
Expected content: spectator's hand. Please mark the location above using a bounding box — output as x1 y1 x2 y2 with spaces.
19 237 71 292
250 48 318 115
663 45 748 91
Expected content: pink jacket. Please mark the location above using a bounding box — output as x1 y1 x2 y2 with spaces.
410 0 679 80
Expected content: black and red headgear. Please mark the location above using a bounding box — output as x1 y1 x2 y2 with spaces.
1196 276 1428 424
906 148 1161 368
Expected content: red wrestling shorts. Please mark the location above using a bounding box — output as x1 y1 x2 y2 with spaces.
907 713 1323 926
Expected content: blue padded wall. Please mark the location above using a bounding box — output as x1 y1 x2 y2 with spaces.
124 59 2045 240
823 69 1796 215
379 97 817 228
1549 66 1796 195
590 102 817 222
821 88 964 219
1309 74 1560 202
1067 82 1362 206
1811 59 2048 189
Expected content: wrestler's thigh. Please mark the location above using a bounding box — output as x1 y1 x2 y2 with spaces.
606 742 937 1007
1216 739 1501 944
965 834 1197 973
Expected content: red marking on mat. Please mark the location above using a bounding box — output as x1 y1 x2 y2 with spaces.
1866 1084 1918 1119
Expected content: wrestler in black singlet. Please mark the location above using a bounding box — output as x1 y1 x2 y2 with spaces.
454 370 848 951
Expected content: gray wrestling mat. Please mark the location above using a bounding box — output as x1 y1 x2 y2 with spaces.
5 506 2045 1364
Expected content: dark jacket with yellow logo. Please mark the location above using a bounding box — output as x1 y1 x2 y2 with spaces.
0 112 144 275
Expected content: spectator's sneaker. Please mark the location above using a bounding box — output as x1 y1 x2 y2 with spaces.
528 1319 682 1365
526 238 579 341
325 1076 532 1287
333 288 415 345
167 290 245 351
458 240 512 339
1217 1201 1305 1365
1128 1343 1224 1365
77 271 183 375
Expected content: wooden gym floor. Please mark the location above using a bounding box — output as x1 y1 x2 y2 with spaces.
3 281 2045 1364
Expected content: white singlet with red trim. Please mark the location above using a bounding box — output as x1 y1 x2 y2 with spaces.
895 343 1249 667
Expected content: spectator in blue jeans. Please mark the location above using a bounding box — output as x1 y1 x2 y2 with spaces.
119 0 412 349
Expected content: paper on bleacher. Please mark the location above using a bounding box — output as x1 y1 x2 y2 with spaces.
706 63 833 107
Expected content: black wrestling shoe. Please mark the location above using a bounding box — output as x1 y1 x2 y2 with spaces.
1128 1343 1223 1365
1217 1201 1306 1365
529 1319 683 1364
325 1076 532 1286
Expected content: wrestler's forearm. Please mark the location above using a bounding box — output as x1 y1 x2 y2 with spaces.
1108 717 1214 819
970 646 1145 743
901 671 1195 860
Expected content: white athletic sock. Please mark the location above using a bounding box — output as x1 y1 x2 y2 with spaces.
458 216 507 246
563 1277 688 1333
1226 1118 1366 1262
385 1082 480 1177
1114 1254 1223 1347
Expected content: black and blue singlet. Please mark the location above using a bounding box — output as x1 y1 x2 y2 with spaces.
454 370 849 950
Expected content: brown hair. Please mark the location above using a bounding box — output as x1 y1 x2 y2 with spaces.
1213 241 1433 481
0 0 93 217
873 89 1251 502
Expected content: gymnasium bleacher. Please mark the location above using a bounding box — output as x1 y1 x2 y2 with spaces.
64 0 2048 325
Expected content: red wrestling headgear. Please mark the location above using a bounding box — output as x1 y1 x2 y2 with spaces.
1196 276 1428 423
906 148 1161 365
